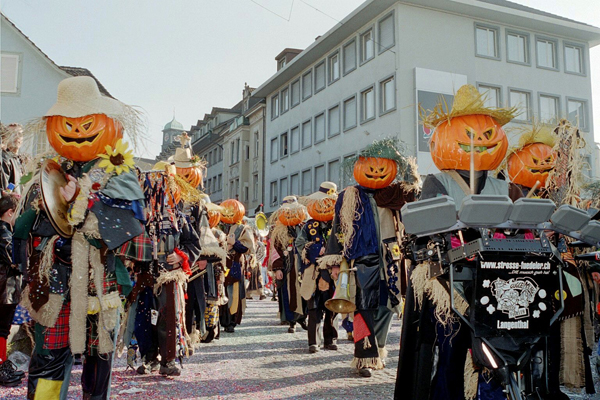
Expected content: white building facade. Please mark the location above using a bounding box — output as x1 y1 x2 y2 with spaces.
253 0 600 213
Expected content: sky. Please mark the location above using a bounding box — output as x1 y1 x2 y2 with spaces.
1 0 599 159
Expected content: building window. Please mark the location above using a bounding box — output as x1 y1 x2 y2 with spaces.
290 126 300 154
378 12 395 53
343 96 357 131
509 89 532 122
235 138 240 163
302 119 312 149
361 86 375 123
343 39 356 75
270 137 278 163
302 70 312 100
230 141 236 165
1 53 20 93
302 169 312 195
291 79 301 107
278 58 286 70
244 144 250 160
315 61 326 93
207 178 212 193
536 36 558 70
328 159 340 187
567 98 588 131
253 174 259 201
218 174 222 190
477 84 502 108
539 94 559 123
475 23 499 59
360 28 374 64
314 113 326 144
280 132 288 158
271 94 279 119
314 165 325 190
270 181 278 206
506 30 529 65
328 105 340 138
380 75 395 115
280 177 289 201
290 173 300 196
244 186 249 202
328 52 340 84
280 87 289 114
254 131 259 159
564 43 585 75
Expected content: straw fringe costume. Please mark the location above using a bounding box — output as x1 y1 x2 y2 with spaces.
220 223 254 331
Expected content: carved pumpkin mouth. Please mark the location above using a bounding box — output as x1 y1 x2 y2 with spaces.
458 143 500 155
365 173 390 180
58 130 103 147
528 167 554 174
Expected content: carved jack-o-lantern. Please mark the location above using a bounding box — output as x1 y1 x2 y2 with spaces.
207 209 221 228
220 199 245 224
46 114 123 162
430 114 508 171
278 207 308 226
176 166 203 188
507 142 556 189
353 156 397 189
307 198 336 222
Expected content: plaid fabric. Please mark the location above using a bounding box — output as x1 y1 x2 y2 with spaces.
116 231 153 262
87 313 100 355
43 302 70 350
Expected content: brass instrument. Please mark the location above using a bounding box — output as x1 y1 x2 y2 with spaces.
40 159 74 238
325 258 356 313
255 212 269 237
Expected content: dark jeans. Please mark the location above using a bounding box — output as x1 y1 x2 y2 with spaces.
307 305 337 346
0 304 17 338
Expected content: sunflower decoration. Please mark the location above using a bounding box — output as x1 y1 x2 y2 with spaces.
97 138 135 175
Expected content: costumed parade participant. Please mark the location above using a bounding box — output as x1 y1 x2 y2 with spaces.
321 138 418 377
193 194 227 344
219 198 254 333
124 159 201 377
270 196 308 333
395 84 522 399
296 182 338 353
246 220 266 301
0 193 23 387
505 123 557 197
15 76 146 399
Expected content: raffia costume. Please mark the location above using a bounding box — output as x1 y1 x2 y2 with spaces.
323 139 417 374
16 76 145 400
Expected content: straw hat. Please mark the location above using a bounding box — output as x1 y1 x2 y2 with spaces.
45 76 125 118
306 182 337 201
423 84 518 128
200 193 224 212
173 147 195 168
281 195 299 207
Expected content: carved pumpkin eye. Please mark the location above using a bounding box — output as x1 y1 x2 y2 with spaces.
65 121 73 132
531 156 540 165
82 121 93 131
483 128 494 140
545 156 553 163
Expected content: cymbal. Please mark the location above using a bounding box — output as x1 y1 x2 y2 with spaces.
40 159 74 238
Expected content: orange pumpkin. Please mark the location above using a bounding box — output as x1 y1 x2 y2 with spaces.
46 114 122 162
278 207 308 226
169 184 181 207
207 209 221 228
430 114 508 171
307 198 336 222
507 142 556 189
176 166 203 188
220 199 245 224
353 156 397 189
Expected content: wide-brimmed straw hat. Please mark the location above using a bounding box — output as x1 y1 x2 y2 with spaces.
45 76 125 118
200 193 224 212
306 182 337 201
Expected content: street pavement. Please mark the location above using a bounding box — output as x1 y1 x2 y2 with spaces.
4 298 599 399
4 298 401 399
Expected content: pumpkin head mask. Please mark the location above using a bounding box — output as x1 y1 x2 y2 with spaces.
303 181 338 222
353 156 397 189
507 142 555 188
273 196 307 227
220 199 245 224
423 84 518 172
430 114 508 171
46 114 123 162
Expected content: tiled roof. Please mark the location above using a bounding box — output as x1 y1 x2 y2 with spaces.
58 66 113 98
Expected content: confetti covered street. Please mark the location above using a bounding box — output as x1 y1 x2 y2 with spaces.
3 299 401 399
